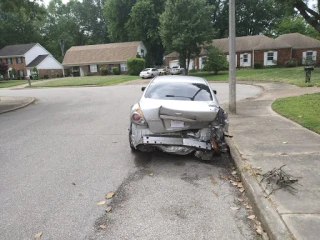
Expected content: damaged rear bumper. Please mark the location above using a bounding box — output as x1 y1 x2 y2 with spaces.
130 124 227 160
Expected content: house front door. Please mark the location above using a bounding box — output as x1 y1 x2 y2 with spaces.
240 53 251 67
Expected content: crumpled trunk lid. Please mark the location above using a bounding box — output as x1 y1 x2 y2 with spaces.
140 99 219 133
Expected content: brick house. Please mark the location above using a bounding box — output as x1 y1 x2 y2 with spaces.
0 43 64 79
62 41 147 76
165 33 320 69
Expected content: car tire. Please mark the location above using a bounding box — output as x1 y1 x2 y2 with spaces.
129 123 137 151
151 74 154 78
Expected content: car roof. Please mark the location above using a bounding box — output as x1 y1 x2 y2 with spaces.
152 75 207 84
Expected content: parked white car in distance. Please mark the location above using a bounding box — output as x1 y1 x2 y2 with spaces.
170 66 184 75
139 68 159 79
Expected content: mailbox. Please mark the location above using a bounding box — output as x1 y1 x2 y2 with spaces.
304 66 314 83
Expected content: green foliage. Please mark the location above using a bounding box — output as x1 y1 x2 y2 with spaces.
103 0 136 42
112 67 120 75
254 62 262 69
274 16 320 39
99 67 108 75
202 46 228 74
160 0 214 74
285 59 297 68
127 58 145 75
236 0 285 36
274 0 320 34
11 68 17 77
44 74 49 79
125 0 165 66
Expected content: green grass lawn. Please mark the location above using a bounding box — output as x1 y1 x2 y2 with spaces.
0 80 32 88
31 75 139 87
191 67 320 87
272 93 320 134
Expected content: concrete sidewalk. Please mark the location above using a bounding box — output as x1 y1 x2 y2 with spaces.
227 82 320 240
0 96 35 114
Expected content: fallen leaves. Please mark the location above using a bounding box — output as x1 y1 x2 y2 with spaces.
97 201 106 206
34 232 42 239
105 206 112 213
149 173 154 176
247 215 256 220
99 225 106 229
230 207 240 210
105 192 115 199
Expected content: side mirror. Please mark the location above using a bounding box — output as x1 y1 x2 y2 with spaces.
141 87 146 91
213 90 217 94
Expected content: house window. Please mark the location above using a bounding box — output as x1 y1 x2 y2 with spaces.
120 64 127 72
19 70 24 77
16 57 23 64
51 70 55 76
243 54 248 63
6 58 12 64
306 51 313 58
267 52 274 61
90 64 98 73
141 49 145 57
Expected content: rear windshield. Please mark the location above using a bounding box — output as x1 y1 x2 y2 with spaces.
142 68 151 71
144 81 213 101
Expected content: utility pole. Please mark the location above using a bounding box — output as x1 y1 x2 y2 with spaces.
229 0 236 113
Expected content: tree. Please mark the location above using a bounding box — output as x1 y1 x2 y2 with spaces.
0 62 9 78
125 0 165 66
103 0 137 42
274 16 320 39
276 0 320 33
236 0 285 36
203 46 228 74
160 0 214 75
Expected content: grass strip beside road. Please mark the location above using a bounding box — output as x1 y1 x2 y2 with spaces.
191 67 320 87
0 80 34 88
30 75 139 87
272 93 320 134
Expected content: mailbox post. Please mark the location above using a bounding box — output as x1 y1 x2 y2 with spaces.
304 66 314 83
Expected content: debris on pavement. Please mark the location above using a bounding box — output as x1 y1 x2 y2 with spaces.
97 201 106 206
34 232 43 239
105 191 115 199
105 206 112 213
260 165 300 197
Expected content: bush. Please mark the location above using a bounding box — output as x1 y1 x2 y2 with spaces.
127 58 145 75
285 59 297 68
44 74 49 79
202 46 228 74
99 67 108 75
254 62 262 69
112 67 120 75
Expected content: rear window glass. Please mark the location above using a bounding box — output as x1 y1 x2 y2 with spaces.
144 82 213 101
142 68 151 71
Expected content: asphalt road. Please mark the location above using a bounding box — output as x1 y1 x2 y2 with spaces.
0 82 261 240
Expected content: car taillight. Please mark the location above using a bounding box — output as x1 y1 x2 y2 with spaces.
132 113 141 121
131 104 147 125
147 72 150 74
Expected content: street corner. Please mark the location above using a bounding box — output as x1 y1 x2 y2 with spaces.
0 96 35 114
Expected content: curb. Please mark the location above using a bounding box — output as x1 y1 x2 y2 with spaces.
0 97 35 114
226 137 293 240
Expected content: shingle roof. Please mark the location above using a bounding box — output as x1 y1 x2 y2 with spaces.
62 41 143 66
213 35 282 52
0 43 37 57
276 33 320 49
26 55 49 67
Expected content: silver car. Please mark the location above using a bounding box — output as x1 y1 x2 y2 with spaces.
129 76 229 160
